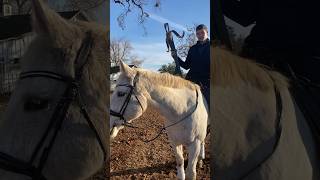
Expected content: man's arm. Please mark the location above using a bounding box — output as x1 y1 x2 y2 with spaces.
171 49 192 70
221 0 258 27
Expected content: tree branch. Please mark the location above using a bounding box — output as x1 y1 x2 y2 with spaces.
114 0 125 6
113 0 160 32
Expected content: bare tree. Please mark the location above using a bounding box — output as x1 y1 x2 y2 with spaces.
110 38 132 66
176 24 198 58
112 0 162 31
129 55 144 67
110 38 144 67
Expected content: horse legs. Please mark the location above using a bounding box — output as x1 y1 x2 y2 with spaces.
171 144 185 180
198 141 205 168
186 139 201 180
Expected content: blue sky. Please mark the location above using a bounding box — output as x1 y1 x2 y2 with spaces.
110 0 210 71
49 1 251 71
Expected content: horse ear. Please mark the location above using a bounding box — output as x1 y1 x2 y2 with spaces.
120 61 134 76
31 0 80 47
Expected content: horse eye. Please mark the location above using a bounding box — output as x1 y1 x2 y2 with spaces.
117 91 126 97
24 98 49 111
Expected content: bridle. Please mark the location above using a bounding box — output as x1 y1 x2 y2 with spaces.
0 31 107 180
110 72 145 128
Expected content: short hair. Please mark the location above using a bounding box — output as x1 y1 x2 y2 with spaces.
196 24 208 32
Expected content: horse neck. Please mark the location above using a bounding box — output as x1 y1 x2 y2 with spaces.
213 83 279 170
145 84 197 122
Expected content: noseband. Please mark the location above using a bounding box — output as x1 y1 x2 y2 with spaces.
0 32 107 180
110 73 145 127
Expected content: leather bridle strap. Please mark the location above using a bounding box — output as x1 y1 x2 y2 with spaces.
110 85 134 121
110 72 144 125
19 71 73 82
0 151 46 179
72 32 107 163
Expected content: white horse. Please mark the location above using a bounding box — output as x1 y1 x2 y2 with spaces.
110 61 209 180
0 0 109 179
212 47 320 180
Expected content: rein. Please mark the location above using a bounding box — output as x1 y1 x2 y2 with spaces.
138 89 199 143
237 72 283 179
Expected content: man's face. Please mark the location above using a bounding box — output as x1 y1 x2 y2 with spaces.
196 29 208 42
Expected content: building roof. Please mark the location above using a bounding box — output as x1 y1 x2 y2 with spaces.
0 11 87 40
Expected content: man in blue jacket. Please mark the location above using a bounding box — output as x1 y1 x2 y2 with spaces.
171 24 210 108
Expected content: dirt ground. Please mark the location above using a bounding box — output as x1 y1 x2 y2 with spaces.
107 107 211 180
